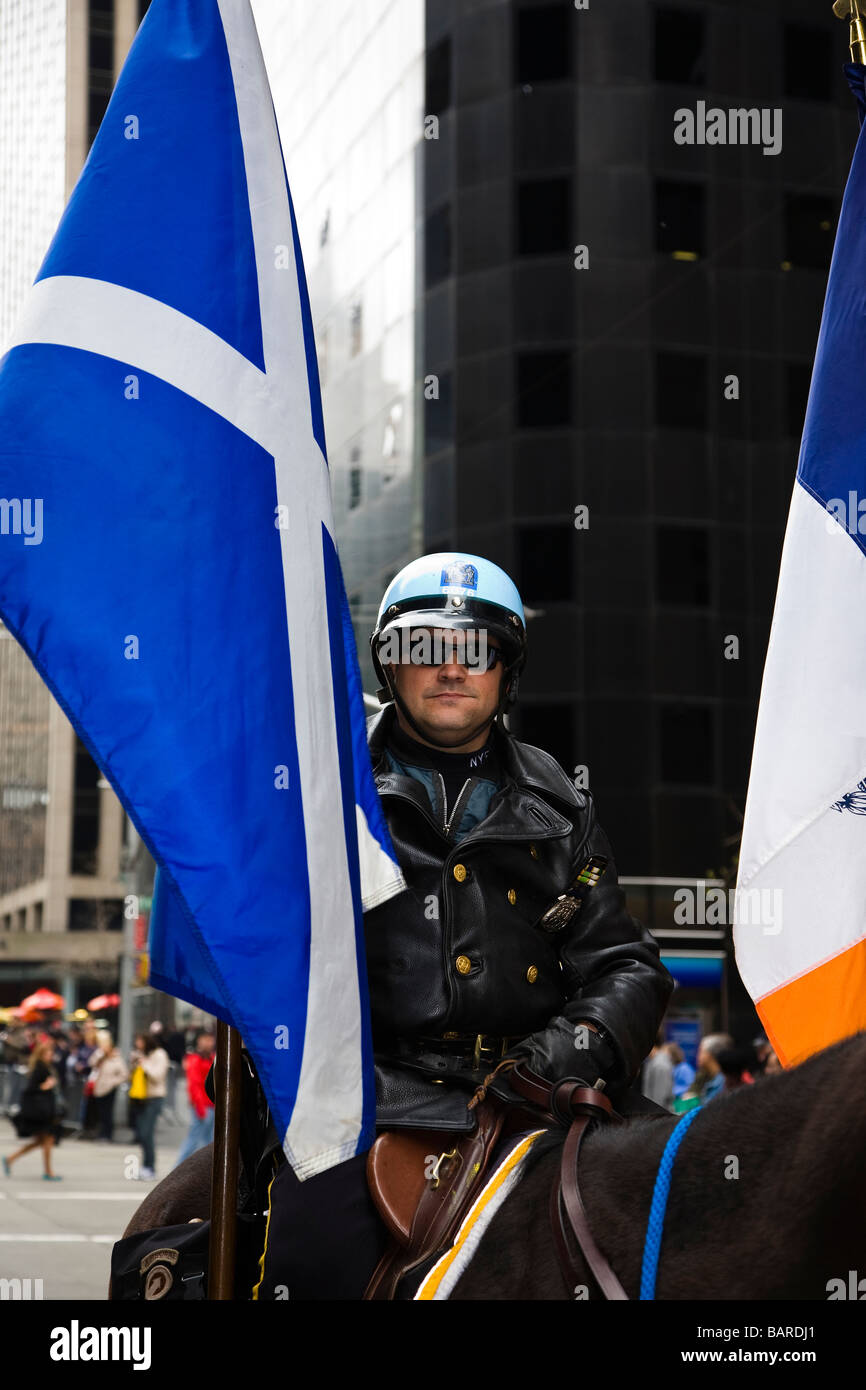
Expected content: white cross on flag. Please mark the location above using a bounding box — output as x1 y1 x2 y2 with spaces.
0 0 404 1178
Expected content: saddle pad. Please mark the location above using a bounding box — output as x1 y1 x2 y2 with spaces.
414 1129 546 1301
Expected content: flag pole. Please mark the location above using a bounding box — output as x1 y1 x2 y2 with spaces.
208 1020 242 1299
834 0 866 63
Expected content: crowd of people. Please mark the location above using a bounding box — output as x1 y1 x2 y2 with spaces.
0 1017 216 1182
641 1029 781 1112
1 1010 781 1183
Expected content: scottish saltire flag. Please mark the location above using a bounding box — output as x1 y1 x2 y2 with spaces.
734 65 866 1068
0 0 404 1177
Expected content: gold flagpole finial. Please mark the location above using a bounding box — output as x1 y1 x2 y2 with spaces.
834 0 866 65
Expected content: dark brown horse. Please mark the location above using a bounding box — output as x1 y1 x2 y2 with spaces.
116 1032 866 1299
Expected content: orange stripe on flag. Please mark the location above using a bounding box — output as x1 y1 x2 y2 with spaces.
757 935 866 1067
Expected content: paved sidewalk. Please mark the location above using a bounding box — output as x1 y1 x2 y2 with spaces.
0 1102 197 1300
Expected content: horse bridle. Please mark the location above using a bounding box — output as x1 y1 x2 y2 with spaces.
508 1064 629 1300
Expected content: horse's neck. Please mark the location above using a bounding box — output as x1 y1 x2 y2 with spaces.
590 1042 866 1298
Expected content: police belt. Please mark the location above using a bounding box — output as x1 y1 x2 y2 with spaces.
392 1033 524 1073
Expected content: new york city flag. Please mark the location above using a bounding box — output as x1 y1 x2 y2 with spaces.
734 65 866 1068
0 0 404 1177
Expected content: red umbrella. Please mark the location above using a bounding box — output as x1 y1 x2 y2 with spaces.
86 993 121 1011
19 988 65 1012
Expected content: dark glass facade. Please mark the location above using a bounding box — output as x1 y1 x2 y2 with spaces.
421 0 855 885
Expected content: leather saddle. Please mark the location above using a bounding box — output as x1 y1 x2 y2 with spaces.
364 1062 631 1301
364 1094 510 1299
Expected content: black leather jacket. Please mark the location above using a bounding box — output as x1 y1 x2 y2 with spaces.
365 706 673 1132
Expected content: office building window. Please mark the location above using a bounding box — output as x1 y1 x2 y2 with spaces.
425 204 452 288
517 178 571 256
656 525 710 606
69 899 123 932
349 467 362 511
784 24 832 101
654 6 706 85
655 351 707 431
655 180 705 259
515 4 572 84
517 525 573 602
424 370 454 455
784 194 835 270
516 351 572 428
349 300 363 357
316 324 329 387
71 736 101 875
660 703 714 785
784 360 812 438
426 35 452 117
518 703 574 770
88 2 115 147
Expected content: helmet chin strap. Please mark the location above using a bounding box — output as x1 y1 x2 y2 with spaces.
386 667 509 750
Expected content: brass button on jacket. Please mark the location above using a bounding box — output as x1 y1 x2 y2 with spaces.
529 844 539 859
507 888 517 905
453 863 468 883
455 955 472 976
526 965 539 984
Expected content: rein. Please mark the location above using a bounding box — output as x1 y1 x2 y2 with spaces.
509 1066 702 1300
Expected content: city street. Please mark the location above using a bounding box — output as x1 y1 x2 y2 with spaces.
0 1101 193 1300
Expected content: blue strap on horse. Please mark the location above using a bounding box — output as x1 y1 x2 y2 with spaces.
639 1106 702 1300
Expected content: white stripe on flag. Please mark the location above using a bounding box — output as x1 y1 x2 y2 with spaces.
218 0 365 1174
357 803 407 912
735 481 866 1000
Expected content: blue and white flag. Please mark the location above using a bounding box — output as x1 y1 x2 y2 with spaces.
0 0 404 1177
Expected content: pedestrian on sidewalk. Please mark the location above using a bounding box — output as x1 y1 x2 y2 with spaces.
173 1031 215 1168
71 1022 100 1139
135 1032 169 1180
90 1032 128 1143
162 1023 186 1123
126 1033 148 1138
3 1039 64 1180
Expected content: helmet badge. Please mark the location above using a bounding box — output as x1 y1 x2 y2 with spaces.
440 562 478 590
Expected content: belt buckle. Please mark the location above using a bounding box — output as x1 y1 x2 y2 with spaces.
473 1034 505 1069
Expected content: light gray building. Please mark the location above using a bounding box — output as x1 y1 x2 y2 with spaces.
0 0 147 1009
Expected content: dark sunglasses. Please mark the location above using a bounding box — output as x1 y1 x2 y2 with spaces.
401 630 504 670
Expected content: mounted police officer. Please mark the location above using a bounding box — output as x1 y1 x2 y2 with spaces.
254 551 673 1299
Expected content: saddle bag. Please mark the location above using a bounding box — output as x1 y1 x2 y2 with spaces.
109 1213 266 1301
364 1097 507 1299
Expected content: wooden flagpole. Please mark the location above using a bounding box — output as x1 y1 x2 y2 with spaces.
208 1020 242 1298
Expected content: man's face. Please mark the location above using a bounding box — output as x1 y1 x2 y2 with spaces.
387 625 506 752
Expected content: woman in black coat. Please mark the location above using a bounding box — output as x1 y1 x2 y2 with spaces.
3 1038 64 1180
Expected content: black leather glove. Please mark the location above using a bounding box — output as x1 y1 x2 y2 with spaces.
504 1016 620 1088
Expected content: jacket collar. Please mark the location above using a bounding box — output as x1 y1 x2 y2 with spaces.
366 703 584 815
